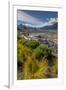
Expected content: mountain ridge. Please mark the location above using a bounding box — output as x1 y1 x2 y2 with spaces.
17 20 58 30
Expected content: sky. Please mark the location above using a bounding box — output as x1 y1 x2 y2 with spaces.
17 10 58 28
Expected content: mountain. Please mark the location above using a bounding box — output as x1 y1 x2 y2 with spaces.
17 20 58 30
40 22 58 30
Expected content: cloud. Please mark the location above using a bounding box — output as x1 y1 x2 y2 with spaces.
40 18 57 27
34 18 57 28
17 10 57 28
17 10 43 25
49 18 57 23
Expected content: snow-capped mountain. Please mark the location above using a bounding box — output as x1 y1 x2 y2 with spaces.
17 20 58 30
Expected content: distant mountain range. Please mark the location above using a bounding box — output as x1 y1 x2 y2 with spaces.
41 22 58 30
17 20 58 30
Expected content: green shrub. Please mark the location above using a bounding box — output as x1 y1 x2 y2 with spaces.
17 35 21 40
34 44 51 59
19 37 28 45
17 43 32 64
23 56 48 79
23 56 38 79
25 40 40 49
32 60 48 79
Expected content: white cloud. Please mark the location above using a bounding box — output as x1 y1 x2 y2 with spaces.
40 18 57 27
49 18 57 23
17 10 43 25
17 10 57 28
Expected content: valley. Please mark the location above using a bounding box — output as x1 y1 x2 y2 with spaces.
18 29 58 56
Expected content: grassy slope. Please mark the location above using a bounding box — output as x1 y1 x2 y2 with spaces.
17 35 58 80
